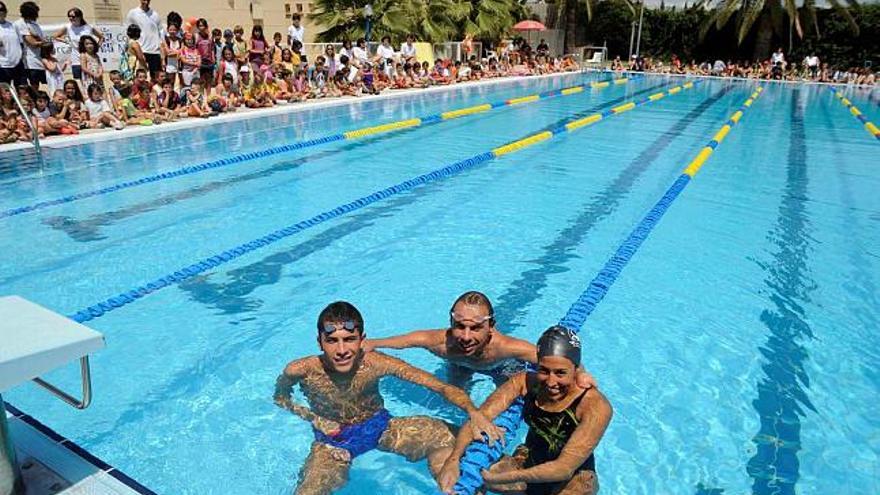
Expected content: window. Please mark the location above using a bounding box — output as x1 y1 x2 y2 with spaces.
285 3 291 18
296 3 303 12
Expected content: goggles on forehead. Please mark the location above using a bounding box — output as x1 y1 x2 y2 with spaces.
450 312 494 325
322 320 358 334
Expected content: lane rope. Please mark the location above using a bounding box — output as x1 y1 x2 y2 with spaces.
828 87 880 141
1 76 639 220
447 86 764 495
68 80 696 324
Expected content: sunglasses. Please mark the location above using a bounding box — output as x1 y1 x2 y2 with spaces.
322 320 358 334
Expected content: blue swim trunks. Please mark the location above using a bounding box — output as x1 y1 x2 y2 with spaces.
313 409 392 458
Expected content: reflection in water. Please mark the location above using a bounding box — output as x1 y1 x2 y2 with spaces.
746 89 817 495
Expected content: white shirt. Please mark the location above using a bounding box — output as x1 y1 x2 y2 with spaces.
805 55 819 67
65 23 100 66
15 19 44 70
771 51 784 64
287 24 304 45
376 43 394 60
400 42 416 58
0 20 22 68
85 98 111 117
352 46 368 64
125 7 162 54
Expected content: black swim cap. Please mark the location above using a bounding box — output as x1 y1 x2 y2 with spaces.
537 326 581 365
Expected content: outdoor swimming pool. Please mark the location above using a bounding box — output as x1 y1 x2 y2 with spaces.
2 73 879 494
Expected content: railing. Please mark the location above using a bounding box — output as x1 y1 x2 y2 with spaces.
0 82 44 165
32 356 93 409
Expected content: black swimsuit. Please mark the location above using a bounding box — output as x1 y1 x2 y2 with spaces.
522 388 594 495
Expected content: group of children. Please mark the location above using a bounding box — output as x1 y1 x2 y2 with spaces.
1 45 582 144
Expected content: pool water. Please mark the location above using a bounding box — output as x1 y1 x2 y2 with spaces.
2 74 879 494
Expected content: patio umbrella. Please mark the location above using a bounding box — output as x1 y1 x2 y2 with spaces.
512 20 546 47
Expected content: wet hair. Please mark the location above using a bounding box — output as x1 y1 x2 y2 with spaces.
537 326 581 365
127 24 141 40
449 291 494 325
19 1 38 20
317 301 364 335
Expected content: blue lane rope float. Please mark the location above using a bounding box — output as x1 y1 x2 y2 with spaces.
444 86 763 495
68 80 692 325
1 76 640 220
827 87 880 141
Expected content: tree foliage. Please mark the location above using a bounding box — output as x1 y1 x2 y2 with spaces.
308 0 527 43
583 0 877 67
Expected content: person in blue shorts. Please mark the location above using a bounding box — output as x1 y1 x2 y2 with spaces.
274 301 503 495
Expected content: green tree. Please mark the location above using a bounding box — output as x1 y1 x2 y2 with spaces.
309 0 525 43
698 0 860 60
555 0 635 53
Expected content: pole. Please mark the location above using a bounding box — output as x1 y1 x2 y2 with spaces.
0 394 22 495
628 21 636 59
635 1 645 56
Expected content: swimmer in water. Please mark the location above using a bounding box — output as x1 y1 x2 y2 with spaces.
364 291 596 387
438 326 612 495
274 301 504 495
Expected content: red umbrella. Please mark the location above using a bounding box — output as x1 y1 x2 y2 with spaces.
513 20 547 32
512 20 546 47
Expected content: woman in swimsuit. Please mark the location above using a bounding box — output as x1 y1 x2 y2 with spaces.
439 326 612 495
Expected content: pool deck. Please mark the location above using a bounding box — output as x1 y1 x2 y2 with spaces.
5 403 153 494
0 71 581 155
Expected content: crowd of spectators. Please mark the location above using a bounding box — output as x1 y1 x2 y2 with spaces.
611 48 876 85
0 0 579 144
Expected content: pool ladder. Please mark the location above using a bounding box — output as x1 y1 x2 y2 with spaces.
1 82 45 169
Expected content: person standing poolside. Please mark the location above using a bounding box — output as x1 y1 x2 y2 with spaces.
125 0 162 81
274 301 504 495
0 2 24 86
52 8 103 83
438 326 612 495
15 1 48 91
364 291 596 387
287 13 304 48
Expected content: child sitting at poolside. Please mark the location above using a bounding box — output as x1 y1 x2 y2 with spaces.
243 70 275 108
183 80 211 117
431 59 450 85
214 74 242 109
156 79 182 118
32 91 77 136
115 86 155 126
84 84 125 130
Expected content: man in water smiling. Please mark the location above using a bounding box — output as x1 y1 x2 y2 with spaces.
274 301 503 495
365 291 596 388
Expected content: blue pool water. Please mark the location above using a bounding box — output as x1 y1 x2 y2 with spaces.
3 74 879 494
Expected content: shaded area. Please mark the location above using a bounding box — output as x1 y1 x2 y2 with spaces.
494 86 732 333
746 89 817 495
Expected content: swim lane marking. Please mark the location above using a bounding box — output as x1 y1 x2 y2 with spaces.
68 80 697 324
447 85 765 495
828 87 880 142
1 76 639 220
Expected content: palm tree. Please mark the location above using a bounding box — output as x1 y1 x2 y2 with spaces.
310 0 526 43
698 0 860 59
556 0 636 54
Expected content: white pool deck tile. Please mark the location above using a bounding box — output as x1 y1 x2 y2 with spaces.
6 407 153 495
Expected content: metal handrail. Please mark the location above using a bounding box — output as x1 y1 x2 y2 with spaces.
0 81 44 159
31 356 93 409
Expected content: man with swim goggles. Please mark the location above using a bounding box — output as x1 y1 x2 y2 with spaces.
274 300 504 495
365 291 597 388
